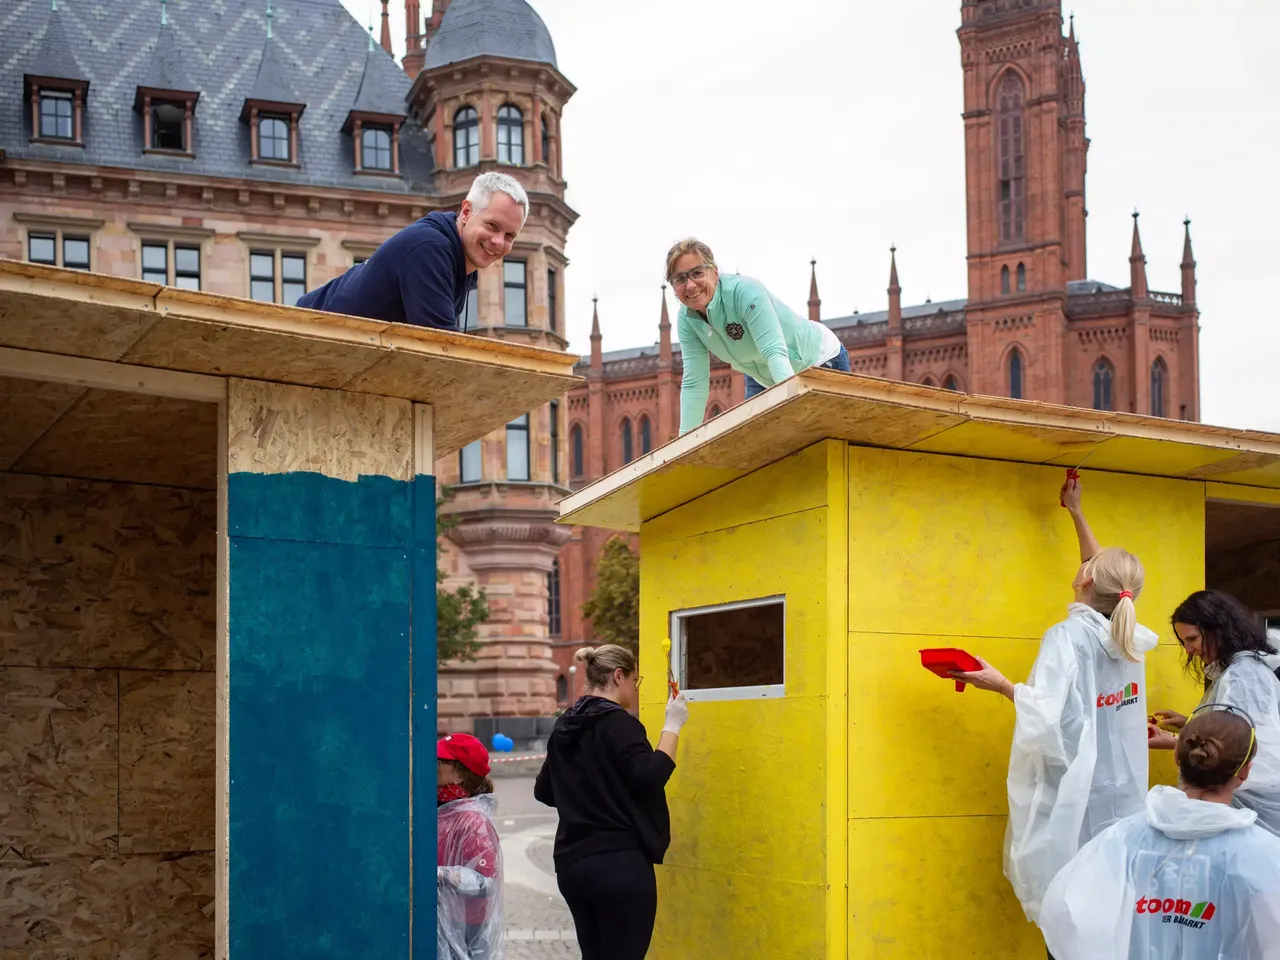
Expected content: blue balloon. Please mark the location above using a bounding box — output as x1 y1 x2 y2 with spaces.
490 733 514 753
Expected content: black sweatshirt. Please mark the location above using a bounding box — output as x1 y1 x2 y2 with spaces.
295 211 476 331
534 696 675 870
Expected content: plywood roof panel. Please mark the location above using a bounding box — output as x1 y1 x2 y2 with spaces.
560 369 1280 532
0 376 86 469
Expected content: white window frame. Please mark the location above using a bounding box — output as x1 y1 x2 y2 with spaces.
1260 610 1280 634
668 594 786 703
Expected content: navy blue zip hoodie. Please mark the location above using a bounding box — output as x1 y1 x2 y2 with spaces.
296 211 476 331
534 695 675 870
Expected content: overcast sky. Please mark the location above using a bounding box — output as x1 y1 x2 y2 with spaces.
341 0 1280 432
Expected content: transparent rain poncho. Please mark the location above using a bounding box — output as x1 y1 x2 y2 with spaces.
1200 650 1280 837
1040 785 1280 959
1005 603 1158 922
437 793 503 960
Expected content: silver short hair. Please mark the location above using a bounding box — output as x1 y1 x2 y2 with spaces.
467 172 529 224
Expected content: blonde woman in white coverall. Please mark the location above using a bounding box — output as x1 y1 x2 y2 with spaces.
1040 705 1280 960
953 478 1158 957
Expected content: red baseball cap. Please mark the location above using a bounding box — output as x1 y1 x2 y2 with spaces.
437 733 491 777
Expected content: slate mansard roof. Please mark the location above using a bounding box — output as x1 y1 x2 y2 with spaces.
425 0 557 71
1 0 434 194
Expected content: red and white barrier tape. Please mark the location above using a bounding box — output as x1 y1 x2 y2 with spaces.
490 753 546 763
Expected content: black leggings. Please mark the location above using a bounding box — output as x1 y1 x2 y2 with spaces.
557 849 657 960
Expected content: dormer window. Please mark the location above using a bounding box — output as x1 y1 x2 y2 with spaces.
26 80 86 146
344 109 403 177
362 127 392 171
40 91 73 139
259 114 291 162
240 34 305 168
134 17 199 157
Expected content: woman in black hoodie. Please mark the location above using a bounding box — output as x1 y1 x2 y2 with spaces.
534 644 690 960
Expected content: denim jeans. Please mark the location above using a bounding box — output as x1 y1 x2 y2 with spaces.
744 344 851 399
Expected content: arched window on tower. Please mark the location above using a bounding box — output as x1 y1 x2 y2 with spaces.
1008 348 1024 400
1001 265 1010 294
1150 357 1168 418
943 375 960 391
497 104 524 165
996 72 1026 243
570 423 584 478
547 558 561 637
921 376 937 387
639 415 652 454
555 674 568 703
541 113 550 166
1093 358 1115 411
1016 262 1026 292
453 106 479 168
621 417 634 465
708 404 722 418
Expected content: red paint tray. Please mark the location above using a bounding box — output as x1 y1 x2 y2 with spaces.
920 648 982 693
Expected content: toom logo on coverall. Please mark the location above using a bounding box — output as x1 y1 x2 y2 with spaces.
1135 897 1216 929
1097 682 1139 709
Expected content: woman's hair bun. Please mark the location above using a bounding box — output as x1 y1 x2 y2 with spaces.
574 646 597 664
1182 733 1222 770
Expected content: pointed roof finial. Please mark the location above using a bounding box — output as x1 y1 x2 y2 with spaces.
888 245 900 293
368 24 375 52
51 0 57 10
1181 216 1196 269
161 0 168 27
266 0 274 40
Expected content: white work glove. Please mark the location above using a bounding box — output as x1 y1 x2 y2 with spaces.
663 691 690 735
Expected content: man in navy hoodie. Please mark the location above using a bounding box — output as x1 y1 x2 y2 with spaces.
297 172 529 331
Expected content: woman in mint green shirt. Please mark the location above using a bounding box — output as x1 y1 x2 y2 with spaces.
665 238 850 435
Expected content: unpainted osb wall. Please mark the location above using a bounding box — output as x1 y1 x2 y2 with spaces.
1208 538 1280 616
0 473 216 959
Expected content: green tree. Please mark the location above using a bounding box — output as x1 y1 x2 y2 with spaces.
581 537 639 650
436 496 489 665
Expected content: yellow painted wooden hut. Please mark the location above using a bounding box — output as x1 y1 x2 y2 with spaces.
558 368 1280 960
0 261 580 958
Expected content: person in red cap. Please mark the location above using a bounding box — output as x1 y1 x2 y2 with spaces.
437 733 502 960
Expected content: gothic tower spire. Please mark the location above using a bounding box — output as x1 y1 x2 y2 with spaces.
1180 217 1196 307
380 0 393 55
887 245 902 329
589 297 602 371
807 258 821 323
1129 211 1148 301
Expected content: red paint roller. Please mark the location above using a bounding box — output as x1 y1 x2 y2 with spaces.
1060 449 1095 507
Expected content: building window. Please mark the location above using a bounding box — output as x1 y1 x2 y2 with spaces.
621 417 634 465
150 100 186 151
670 595 786 702
555 674 568 703
249 249 307 304
1000 265 1010 294
547 559 562 637
640 415 652 455
541 113 550 165
453 106 479 168
996 71 1026 243
506 414 530 481
458 285 479 330
571 423 584 478
549 401 560 484
1016 262 1026 292
28 234 56 265
258 114 291 162
497 104 524 165
361 126 393 171
503 260 527 327
26 230 90 270
1151 357 1167 418
547 267 558 333
943 375 959 391
459 439 482 483
1093 358 1114 411
39 91 74 140
62 236 90 271
141 241 201 290
708 405 722 418
1008 348 1024 400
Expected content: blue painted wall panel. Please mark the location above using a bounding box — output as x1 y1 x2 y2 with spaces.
410 474 437 958
228 472 412 547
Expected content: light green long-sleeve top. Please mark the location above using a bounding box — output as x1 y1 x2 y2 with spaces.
677 273 830 434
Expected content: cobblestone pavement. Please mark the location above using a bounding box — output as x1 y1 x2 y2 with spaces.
502 882 578 959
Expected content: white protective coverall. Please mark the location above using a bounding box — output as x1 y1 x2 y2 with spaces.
1199 649 1280 836
437 793 503 960
1040 785 1280 960
1005 603 1158 922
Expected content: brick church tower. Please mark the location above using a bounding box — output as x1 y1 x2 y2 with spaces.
957 0 1199 413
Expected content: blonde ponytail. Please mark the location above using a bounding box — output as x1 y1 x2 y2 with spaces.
1086 547 1146 662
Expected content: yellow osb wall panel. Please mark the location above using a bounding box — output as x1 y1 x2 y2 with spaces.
0 473 216 671
0 853 214 959
120 671 215 855
848 816 1044 959
642 441 832 544
847 446 1205 642
653 866 827 960
0 666 118 858
226 378 413 482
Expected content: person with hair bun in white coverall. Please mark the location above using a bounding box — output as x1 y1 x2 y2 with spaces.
1040 705 1280 959
952 478 1157 957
